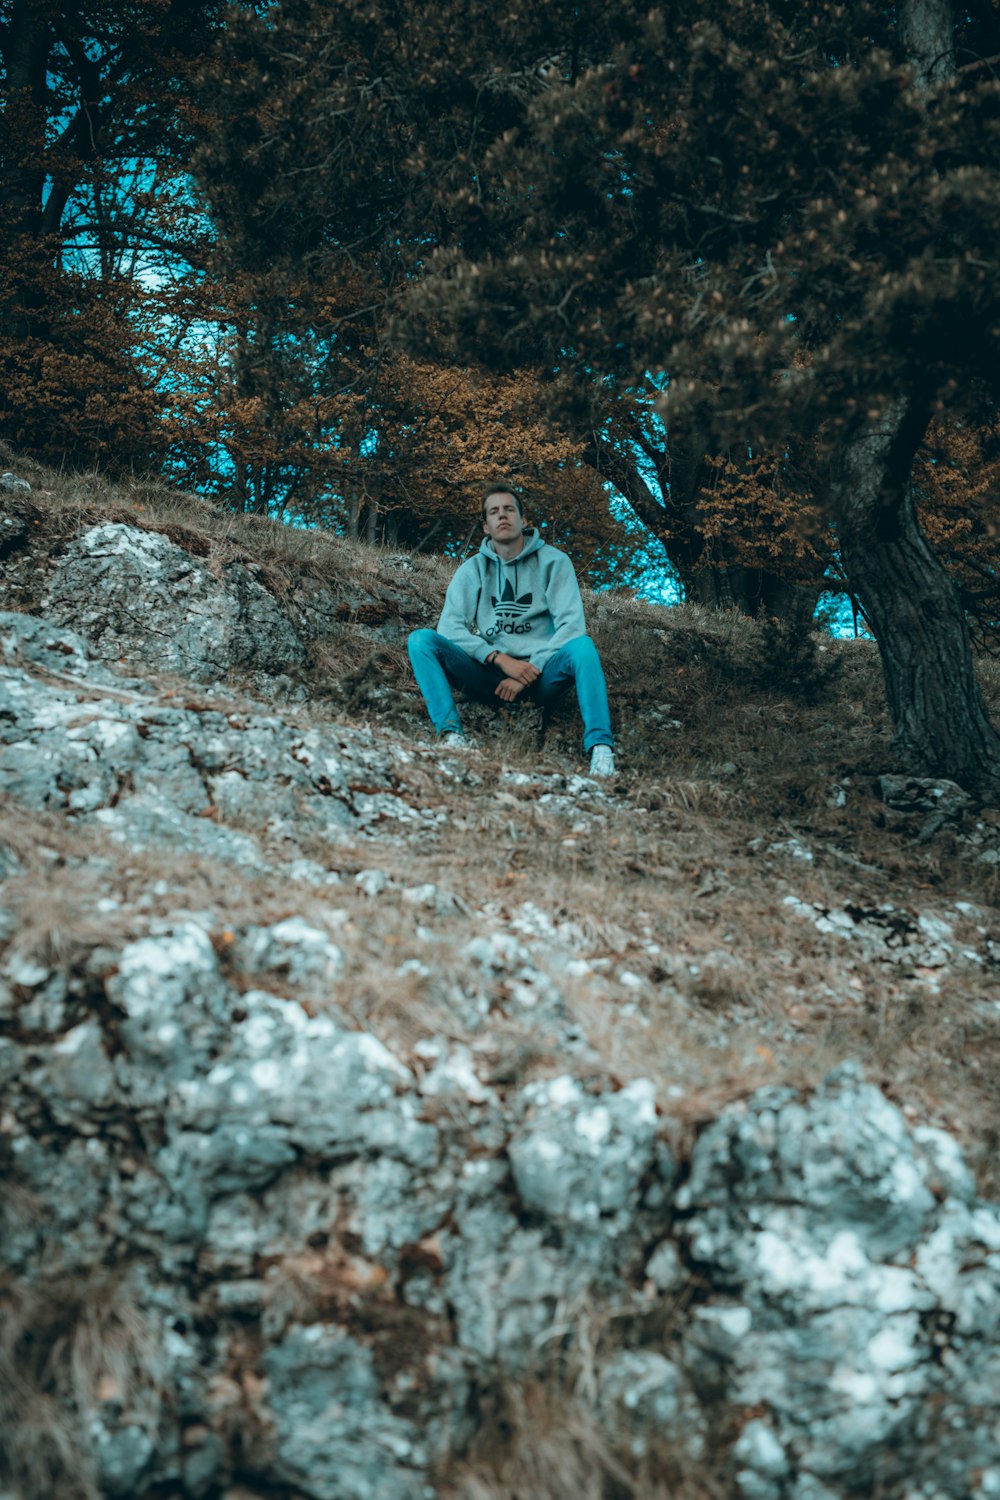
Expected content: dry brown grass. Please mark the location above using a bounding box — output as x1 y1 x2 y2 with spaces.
4 657 999 1192
0 440 452 622
0 1268 160 1500
448 1382 643 1500
5 454 1000 1495
443 1333 729 1500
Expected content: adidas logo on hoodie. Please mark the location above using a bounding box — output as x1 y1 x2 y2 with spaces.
487 578 534 636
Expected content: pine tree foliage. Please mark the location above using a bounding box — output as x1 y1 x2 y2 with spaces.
194 0 821 600
396 0 1000 788
916 398 1000 639
193 0 1000 625
183 0 643 553
403 0 999 452
0 0 233 465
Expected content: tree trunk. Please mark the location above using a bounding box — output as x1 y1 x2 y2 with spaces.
834 405 1000 792
831 0 1000 794
898 0 956 85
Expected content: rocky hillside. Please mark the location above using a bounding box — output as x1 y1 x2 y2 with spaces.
2 462 1000 1500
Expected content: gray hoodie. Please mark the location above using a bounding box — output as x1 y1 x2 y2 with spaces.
437 529 586 672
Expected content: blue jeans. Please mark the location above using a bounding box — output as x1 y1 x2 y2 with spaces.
407 630 613 751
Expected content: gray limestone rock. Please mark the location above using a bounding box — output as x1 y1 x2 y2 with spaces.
508 1074 663 1228
678 1063 1000 1497
5 899 1000 1500
0 614 421 868
234 916 345 987
598 1350 707 1461
107 922 233 1083
4 581 1000 1500
263 1324 433 1500
93 798 268 867
45 523 309 688
878 774 973 840
25 1021 119 1123
0 609 135 685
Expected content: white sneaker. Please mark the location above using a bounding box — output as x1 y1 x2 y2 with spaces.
589 745 615 777
441 730 476 751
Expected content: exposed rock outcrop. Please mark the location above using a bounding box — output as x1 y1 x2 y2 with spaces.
3 606 1000 1499
0 610 434 875
45 523 311 696
5 911 1000 1499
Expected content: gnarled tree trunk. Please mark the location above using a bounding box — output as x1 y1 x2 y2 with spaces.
832 0 1000 794
834 403 1000 792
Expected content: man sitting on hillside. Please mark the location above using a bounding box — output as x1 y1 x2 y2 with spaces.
408 485 615 777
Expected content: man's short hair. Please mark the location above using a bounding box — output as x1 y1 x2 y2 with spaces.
481 484 524 522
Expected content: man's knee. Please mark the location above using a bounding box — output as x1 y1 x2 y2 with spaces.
562 634 600 665
407 628 439 660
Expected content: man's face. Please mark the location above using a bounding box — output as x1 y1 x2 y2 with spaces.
482 492 524 547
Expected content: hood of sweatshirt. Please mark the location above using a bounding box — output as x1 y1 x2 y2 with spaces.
478 528 546 564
